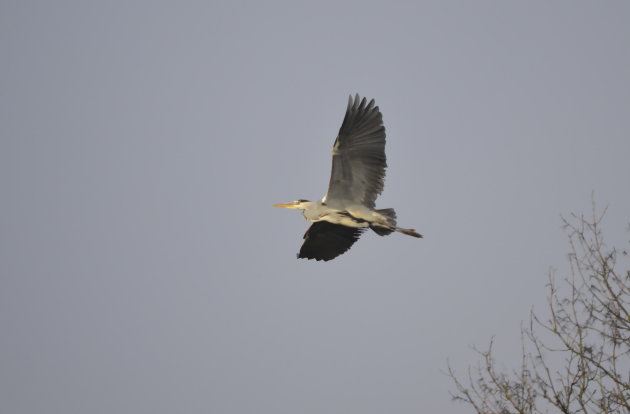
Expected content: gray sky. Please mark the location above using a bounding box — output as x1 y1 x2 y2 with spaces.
2 1 629 413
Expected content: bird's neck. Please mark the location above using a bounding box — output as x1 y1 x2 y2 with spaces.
301 201 321 221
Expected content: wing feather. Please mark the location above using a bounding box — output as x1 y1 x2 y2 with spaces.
325 94 386 209
298 221 365 261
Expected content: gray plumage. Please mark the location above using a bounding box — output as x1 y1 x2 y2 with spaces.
274 94 422 261
325 94 386 210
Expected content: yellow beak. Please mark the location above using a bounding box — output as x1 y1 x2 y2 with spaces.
273 203 294 208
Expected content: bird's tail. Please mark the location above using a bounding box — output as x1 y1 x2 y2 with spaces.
376 208 397 224
371 208 396 236
370 208 423 238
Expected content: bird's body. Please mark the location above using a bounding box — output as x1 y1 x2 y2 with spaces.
274 94 422 261
300 202 370 228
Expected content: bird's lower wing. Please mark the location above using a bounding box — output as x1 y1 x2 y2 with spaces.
298 221 365 261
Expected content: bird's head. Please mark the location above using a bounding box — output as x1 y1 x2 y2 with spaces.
273 199 312 210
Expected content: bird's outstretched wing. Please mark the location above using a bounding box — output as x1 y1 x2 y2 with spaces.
324 94 386 209
298 221 365 261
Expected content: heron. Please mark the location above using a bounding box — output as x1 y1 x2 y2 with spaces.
274 94 422 261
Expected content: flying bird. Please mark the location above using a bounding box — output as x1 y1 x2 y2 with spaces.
274 94 422 261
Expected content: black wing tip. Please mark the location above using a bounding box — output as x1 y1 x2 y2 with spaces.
340 93 383 133
348 93 373 108
297 252 332 261
297 251 336 261
348 92 376 101
297 222 365 262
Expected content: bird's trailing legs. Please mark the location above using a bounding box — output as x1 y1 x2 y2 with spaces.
396 227 423 238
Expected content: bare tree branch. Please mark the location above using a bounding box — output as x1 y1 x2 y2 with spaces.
449 204 630 413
